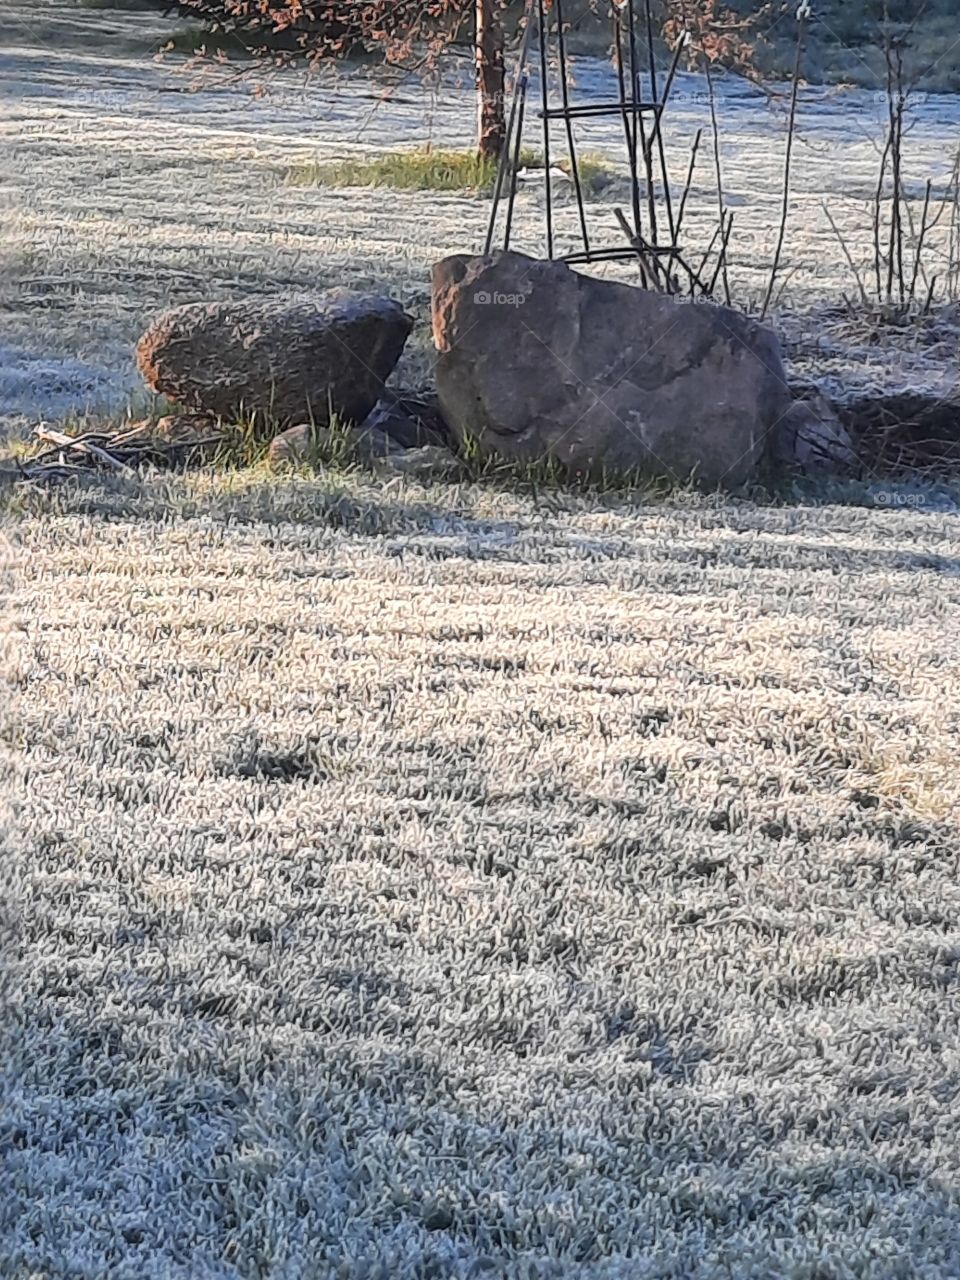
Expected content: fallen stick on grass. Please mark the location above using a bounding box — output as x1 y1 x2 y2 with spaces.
34 425 136 476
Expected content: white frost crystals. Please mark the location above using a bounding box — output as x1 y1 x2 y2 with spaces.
0 345 133 425
4 477 960 1278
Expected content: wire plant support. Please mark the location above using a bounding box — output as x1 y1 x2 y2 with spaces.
485 0 701 294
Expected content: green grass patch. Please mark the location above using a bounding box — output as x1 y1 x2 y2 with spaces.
288 148 528 194
287 147 619 195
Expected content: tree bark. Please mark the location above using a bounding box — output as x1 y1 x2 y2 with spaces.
476 0 506 160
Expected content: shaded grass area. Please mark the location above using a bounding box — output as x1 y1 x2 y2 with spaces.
755 14 960 93
76 0 157 8
6 394 960 515
3 439 959 529
0 434 690 518
538 3 960 93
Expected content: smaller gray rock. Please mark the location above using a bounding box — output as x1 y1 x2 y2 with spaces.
267 423 320 468
771 395 859 475
348 423 407 464
268 421 409 470
137 291 413 428
363 393 452 450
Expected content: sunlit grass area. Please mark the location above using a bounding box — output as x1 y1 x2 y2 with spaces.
287 146 619 194
288 146 531 193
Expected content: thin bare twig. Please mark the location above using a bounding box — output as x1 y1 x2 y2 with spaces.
704 60 730 305
760 13 805 320
674 127 703 240
614 207 665 290
823 201 871 308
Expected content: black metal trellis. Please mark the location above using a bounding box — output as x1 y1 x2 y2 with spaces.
484 0 701 292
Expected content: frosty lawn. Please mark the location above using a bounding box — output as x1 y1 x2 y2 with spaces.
3 5 960 1277
4 473 960 1277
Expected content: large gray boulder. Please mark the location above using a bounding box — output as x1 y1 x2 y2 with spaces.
432 251 791 488
137 291 413 428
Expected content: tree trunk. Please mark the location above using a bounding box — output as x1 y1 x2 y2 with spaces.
476 0 506 160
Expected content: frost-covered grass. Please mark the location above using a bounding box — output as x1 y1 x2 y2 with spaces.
4 470 960 1278
4 9 960 1277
